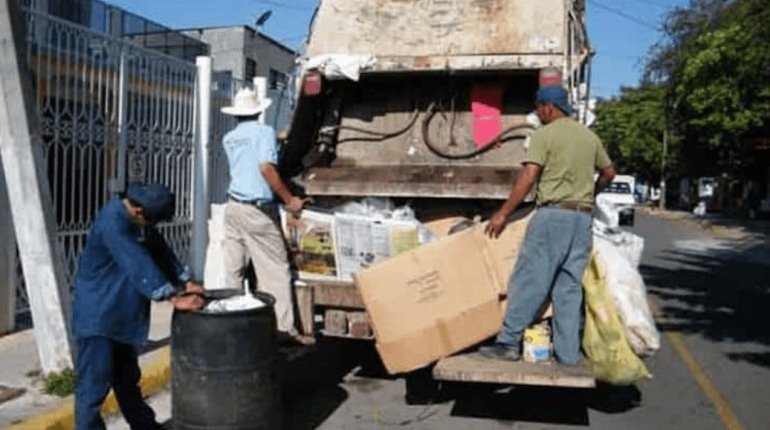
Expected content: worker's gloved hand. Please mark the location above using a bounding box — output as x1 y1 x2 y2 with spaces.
184 281 205 294
484 210 509 239
171 293 204 311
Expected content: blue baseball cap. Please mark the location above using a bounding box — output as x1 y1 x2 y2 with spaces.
125 182 175 223
536 86 574 116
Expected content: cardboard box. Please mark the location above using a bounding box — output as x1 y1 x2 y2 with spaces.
480 209 535 296
423 216 472 238
354 228 504 374
354 209 543 374
479 209 552 319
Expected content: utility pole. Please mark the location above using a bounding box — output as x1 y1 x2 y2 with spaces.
660 129 668 210
0 0 73 372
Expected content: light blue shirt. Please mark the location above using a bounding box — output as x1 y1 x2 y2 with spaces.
223 120 278 201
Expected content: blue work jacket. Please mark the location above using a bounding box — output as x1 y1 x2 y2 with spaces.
72 197 189 346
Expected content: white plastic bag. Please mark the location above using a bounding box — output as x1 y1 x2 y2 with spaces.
593 220 644 268
204 204 229 290
205 294 265 313
304 54 377 81
593 222 660 356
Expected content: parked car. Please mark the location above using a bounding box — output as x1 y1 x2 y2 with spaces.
597 176 636 227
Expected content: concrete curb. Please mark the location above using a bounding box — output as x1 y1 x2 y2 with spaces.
6 346 171 430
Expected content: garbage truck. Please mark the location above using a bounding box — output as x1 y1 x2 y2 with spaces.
280 0 595 389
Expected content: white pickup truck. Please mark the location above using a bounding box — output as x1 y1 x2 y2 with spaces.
596 174 636 227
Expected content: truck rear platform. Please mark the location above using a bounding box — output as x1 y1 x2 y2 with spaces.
434 353 595 388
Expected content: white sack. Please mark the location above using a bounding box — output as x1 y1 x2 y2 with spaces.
593 222 660 356
304 54 376 81
593 220 644 268
205 294 265 313
204 204 229 290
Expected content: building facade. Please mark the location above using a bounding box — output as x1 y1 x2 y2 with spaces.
183 26 295 89
22 0 209 62
183 26 296 130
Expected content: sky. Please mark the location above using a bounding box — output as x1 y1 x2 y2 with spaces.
108 0 692 99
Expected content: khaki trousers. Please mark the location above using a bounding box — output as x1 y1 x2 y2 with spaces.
223 201 294 333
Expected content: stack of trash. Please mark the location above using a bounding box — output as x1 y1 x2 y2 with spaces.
582 219 660 385
279 197 435 282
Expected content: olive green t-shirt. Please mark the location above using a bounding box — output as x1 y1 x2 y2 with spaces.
525 117 612 205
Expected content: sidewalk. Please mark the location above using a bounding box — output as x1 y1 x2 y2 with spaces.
639 206 770 244
0 303 175 429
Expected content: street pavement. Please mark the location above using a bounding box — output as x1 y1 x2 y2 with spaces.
104 210 770 429
5 210 766 429
0 303 174 428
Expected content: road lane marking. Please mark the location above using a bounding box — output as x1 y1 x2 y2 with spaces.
651 300 746 430
665 332 745 430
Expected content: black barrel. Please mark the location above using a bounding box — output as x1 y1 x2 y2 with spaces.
172 290 280 430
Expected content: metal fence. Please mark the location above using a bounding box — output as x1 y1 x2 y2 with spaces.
13 6 200 322
11 4 294 325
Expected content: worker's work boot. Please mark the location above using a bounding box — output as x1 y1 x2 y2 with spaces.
478 343 521 361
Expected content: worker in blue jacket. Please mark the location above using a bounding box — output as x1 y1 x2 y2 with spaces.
72 182 204 430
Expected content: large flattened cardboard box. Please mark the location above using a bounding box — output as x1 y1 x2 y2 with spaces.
355 210 537 374
480 210 551 318
481 210 535 296
354 227 504 374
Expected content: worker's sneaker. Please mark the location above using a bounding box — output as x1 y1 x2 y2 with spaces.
478 343 521 361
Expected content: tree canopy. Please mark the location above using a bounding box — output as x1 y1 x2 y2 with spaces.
593 86 669 181
594 0 770 179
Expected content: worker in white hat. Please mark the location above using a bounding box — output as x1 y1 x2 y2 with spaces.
220 87 308 343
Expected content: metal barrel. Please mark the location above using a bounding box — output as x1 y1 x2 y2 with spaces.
171 290 280 430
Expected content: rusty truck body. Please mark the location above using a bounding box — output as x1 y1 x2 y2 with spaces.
283 0 595 388
283 0 591 199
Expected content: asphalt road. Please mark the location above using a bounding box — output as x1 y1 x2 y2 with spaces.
110 211 770 429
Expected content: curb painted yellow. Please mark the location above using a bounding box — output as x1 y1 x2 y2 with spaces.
6 347 171 430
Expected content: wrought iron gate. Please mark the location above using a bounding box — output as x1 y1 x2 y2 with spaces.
14 6 200 321
11 1 293 326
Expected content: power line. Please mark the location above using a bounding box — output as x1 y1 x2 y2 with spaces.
250 0 315 12
588 0 660 31
632 0 675 10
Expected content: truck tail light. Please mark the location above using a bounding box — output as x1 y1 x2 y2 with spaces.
303 72 322 96
539 67 562 87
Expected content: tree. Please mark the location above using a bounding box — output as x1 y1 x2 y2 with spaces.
643 0 770 175
593 85 670 182
674 1 770 148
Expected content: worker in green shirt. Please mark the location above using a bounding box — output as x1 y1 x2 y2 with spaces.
480 86 616 365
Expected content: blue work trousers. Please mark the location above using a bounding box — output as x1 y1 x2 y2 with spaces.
496 208 593 365
75 337 158 430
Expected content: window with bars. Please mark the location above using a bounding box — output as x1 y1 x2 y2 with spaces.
269 68 287 90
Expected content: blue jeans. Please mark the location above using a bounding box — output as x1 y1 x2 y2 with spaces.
75 337 159 430
496 208 592 365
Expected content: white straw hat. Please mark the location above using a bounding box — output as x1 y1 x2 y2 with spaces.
221 88 272 116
